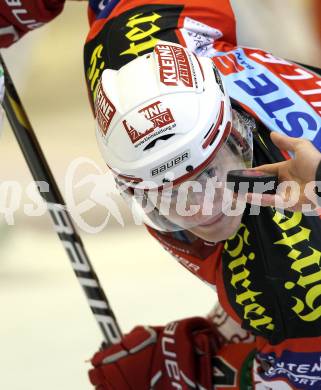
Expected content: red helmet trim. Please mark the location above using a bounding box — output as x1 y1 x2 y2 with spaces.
109 167 143 183
202 101 225 149
142 120 231 193
109 120 231 191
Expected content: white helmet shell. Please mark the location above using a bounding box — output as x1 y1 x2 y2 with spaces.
95 41 232 190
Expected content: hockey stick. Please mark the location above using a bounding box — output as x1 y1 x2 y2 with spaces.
0 53 122 347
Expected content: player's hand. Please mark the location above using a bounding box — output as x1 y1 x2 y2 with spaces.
88 317 219 389
245 132 321 213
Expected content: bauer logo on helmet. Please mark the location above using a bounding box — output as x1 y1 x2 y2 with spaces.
151 150 190 177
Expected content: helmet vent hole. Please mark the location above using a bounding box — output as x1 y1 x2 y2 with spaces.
143 134 175 151
203 123 214 139
186 165 194 172
209 130 220 147
202 101 225 149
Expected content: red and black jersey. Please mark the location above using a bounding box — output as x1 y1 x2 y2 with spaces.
83 2 321 388
2 1 321 387
83 0 236 112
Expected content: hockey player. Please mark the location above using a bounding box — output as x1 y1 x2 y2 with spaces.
90 39 321 389
1 1 321 389
84 2 321 388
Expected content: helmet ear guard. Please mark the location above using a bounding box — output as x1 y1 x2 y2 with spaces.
95 40 233 191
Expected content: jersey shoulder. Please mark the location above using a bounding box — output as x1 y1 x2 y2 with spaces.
213 46 321 152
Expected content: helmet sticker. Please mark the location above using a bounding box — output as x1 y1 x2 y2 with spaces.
123 100 175 146
122 119 154 144
139 100 174 129
95 80 116 136
155 44 193 87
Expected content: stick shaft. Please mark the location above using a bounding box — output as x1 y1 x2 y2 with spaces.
0 54 122 346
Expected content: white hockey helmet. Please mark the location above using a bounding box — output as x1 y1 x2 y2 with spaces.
95 40 232 191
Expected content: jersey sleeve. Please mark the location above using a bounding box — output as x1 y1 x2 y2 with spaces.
0 0 65 48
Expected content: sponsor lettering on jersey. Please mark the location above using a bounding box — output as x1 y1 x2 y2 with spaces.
224 223 275 333
272 211 321 322
84 4 182 104
155 44 193 87
223 208 321 340
114 4 182 62
247 49 321 117
120 11 162 58
214 48 321 151
257 351 321 388
87 44 105 101
213 53 246 76
95 80 116 136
